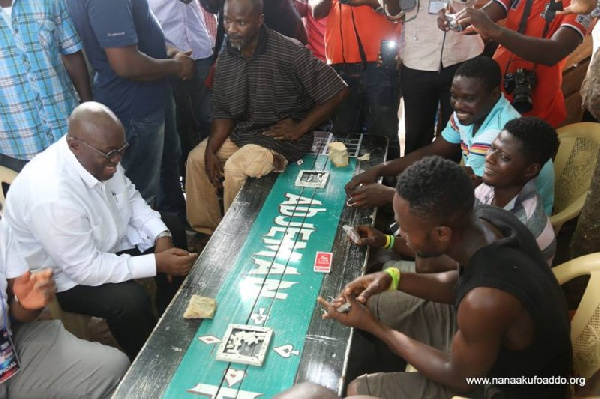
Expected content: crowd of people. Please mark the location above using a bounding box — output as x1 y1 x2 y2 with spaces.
0 0 598 397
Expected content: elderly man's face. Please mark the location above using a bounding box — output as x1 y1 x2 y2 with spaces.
223 0 263 52
69 123 127 182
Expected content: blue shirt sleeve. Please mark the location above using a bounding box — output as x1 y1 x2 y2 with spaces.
56 0 83 55
88 0 138 48
441 113 461 144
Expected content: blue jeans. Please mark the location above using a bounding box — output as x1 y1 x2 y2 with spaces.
123 110 165 206
332 62 401 159
157 93 186 219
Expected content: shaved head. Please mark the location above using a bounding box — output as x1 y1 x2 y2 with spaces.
68 101 123 142
67 102 127 181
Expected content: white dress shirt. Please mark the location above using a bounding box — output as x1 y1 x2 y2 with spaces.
148 0 214 60
2 137 167 292
381 0 483 71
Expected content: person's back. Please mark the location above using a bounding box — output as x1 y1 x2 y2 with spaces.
457 205 571 398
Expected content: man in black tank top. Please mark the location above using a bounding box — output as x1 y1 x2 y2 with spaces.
319 156 571 399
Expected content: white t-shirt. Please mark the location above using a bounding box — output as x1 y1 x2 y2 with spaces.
0 220 29 332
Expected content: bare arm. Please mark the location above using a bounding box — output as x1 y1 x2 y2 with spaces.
204 119 236 188
322 286 521 393
61 51 92 102
458 4 583 66
265 88 349 140
104 45 194 81
346 135 461 194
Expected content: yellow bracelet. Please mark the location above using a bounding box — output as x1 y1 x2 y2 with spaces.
384 234 391 249
384 267 401 291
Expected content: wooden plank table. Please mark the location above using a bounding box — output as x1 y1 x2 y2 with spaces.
113 133 387 399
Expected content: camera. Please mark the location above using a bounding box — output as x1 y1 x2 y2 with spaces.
504 68 537 113
445 13 463 32
380 40 397 69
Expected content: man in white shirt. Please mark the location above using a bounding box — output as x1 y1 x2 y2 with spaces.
2 102 198 360
0 219 129 398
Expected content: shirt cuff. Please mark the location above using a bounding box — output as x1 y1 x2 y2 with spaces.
130 253 157 279
145 218 169 242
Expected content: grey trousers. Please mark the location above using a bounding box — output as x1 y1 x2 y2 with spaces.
0 320 129 399
355 291 458 399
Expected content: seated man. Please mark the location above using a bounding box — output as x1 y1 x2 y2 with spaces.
186 0 348 236
357 116 558 269
2 102 198 360
475 116 558 265
0 220 129 397
346 56 554 215
320 156 571 398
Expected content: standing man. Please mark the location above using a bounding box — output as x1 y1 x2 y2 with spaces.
149 0 215 179
312 0 401 159
440 0 593 127
0 0 92 172
2 102 198 360
66 0 195 206
185 0 348 237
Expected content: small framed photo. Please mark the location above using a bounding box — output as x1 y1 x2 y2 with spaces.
295 170 330 188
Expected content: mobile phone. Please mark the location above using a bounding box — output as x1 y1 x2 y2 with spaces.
380 40 397 69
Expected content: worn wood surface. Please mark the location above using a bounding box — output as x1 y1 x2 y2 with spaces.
113 133 387 398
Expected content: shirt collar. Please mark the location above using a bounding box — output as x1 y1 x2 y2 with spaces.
58 136 103 189
225 25 268 60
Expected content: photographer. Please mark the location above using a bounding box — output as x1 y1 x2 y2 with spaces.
380 0 484 155
439 0 593 127
311 0 401 159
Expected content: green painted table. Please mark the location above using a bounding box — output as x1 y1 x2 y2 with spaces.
112 133 387 399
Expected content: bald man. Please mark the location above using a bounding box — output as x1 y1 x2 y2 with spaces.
2 102 198 360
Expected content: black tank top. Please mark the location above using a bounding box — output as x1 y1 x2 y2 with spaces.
455 205 572 399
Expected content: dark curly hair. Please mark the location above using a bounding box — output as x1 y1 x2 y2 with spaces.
455 56 501 93
396 156 474 224
503 117 559 166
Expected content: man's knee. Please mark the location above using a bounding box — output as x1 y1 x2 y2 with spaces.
110 282 153 318
224 145 275 179
187 140 208 168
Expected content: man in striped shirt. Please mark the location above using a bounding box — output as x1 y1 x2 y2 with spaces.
186 0 348 236
0 0 91 172
475 117 557 265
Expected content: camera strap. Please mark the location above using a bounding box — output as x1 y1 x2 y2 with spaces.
517 0 533 34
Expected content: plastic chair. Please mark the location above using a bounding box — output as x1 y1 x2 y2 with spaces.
553 252 600 380
0 165 18 210
551 122 600 233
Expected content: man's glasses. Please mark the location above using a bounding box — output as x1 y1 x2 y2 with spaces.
70 136 129 160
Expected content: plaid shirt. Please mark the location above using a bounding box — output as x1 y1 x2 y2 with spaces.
0 0 82 160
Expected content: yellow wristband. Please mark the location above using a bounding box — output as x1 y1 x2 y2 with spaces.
388 234 395 250
384 267 401 291
384 234 391 249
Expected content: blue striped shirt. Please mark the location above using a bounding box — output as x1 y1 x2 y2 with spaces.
0 0 82 160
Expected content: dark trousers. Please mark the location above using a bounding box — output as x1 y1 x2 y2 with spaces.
401 64 461 155
56 212 188 360
332 62 401 160
57 280 155 360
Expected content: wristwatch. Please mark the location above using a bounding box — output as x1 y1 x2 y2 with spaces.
155 230 172 243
